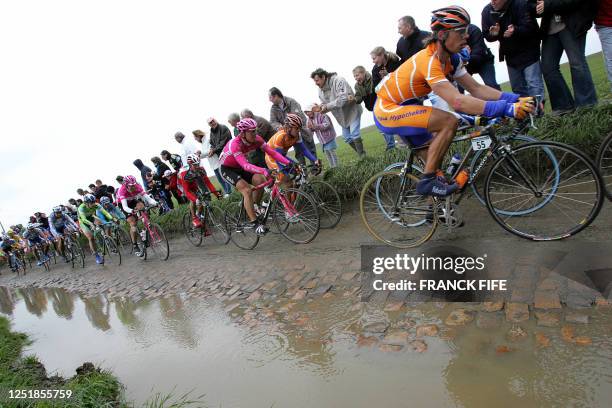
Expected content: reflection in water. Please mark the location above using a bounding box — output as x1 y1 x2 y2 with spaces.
49 288 75 320
19 287 48 317
81 294 111 331
158 295 198 349
0 286 15 315
115 297 143 329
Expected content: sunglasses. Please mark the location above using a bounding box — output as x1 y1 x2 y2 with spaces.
451 26 469 35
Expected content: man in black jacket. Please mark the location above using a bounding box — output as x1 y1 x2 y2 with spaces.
208 117 233 160
133 159 153 190
396 16 431 63
462 24 500 91
482 0 545 100
151 156 171 180
534 0 598 112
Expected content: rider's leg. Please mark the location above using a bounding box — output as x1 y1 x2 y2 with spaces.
423 109 459 174
84 231 96 254
251 174 266 208
237 180 256 222
127 215 137 244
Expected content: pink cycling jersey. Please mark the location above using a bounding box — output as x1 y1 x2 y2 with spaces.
116 183 145 202
219 134 290 175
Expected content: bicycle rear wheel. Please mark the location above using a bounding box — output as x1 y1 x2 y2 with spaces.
147 223 170 261
204 205 230 245
595 130 612 200
114 226 132 252
225 201 260 250
360 170 437 248
485 141 604 240
102 236 122 266
303 180 342 229
183 212 203 247
271 188 320 244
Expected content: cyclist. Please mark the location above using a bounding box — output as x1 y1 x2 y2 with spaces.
23 223 51 266
49 205 80 262
1 233 23 272
178 153 222 228
373 6 534 197
78 194 117 264
94 196 127 242
265 113 322 188
116 175 158 256
219 118 292 234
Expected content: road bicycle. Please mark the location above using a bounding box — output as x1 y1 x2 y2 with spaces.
32 244 51 271
293 164 342 229
360 99 604 248
93 223 122 266
133 206 170 261
225 175 320 250
182 187 229 247
595 130 612 200
63 229 85 268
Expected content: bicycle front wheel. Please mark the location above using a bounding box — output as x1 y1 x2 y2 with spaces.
360 170 437 248
595 130 612 200
102 236 122 266
205 205 230 245
225 201 259 250
485 141 604 240
303 180 342 229
271 188 320 244
147 223 170 261
183 212 203 247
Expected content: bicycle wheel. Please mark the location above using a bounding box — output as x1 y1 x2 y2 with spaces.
114 226 132 252
183 212 203 247
225 201 260 250
303 180 342 229
102 236 122 266
360 170 437 248
204 205 230 245
595 130 612 200
271 187 320 244
485 141 604 240
147 223 170 261
72 242 86 268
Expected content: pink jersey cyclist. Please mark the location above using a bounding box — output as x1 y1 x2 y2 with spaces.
116 176 157 216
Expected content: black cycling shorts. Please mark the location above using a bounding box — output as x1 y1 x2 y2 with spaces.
220 165 254 187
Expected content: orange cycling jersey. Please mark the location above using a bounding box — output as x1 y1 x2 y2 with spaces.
374 43 468 147
265 129 317 172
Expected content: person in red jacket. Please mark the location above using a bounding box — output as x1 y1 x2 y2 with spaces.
178 154 222 228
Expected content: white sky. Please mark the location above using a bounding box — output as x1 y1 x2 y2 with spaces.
0 0 603 228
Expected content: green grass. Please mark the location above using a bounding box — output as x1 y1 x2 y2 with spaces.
0 316 207 407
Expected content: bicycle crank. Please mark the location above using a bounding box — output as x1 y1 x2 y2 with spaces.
439 200 464 231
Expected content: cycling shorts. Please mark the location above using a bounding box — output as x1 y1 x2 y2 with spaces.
373 98 434 148
220 165 255 187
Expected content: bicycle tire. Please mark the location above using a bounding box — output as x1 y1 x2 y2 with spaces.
114 226 132 252
148 223 170 261
271 187 320 244
205 205 230 245
225 201 260 250
103 236 122 266
72 241 86 268
183 212 203 247
485 141 604 240
302 180 342 229
360 170 437 248
595 130 612 200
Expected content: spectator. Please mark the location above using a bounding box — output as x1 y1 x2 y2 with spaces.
174 131 197 169
160 150 183 172
461 24 501 91
193 129 231 196
76 188 89 197
133 159 153 189
228 113 240 137
162 170 183 204
311 68 366 158
597 0 612 91
93 180 112 201
145 171 173 211
151 156 171 180
483 0 546 102
269 87 318 165
352 65 394 150
240 109 275 169
304 104 340 168
208 117 233 167
535 0 598 112
396 15 431 63
371 46 402 88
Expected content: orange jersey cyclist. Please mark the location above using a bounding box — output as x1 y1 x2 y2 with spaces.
374 6 535 197
265 113 322 187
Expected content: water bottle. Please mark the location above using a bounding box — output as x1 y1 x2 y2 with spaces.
446 154 462 176
139 230 147 242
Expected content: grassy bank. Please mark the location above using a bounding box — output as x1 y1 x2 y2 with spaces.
0 316 204 407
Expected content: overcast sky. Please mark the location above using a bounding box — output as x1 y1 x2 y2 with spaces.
0 0 603 228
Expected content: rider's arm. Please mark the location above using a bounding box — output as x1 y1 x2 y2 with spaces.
120 198 133 214
294 141 318 162
234 152 270 176
49 218 59 238
431 80 488 115
178 176 198 203
261 143 291 166
77 206 94 227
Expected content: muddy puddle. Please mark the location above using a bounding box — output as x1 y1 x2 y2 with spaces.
1 286 611 407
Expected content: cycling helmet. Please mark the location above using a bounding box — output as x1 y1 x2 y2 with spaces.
84 194 96 204
284 113 303 129
100 196 112 206
431 6 470 31
52 205 63 213
27 223 36 230
187 153 201 165
123 175 137 186
236 118 258 133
